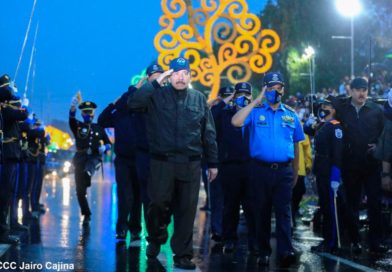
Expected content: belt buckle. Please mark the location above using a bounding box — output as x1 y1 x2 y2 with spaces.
271 163 279 170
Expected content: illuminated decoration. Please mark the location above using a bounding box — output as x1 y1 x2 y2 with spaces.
45 125 73 150
154 0 281 100
130 69 147 86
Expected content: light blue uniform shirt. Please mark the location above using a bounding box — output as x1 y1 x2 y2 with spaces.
243 102 305 162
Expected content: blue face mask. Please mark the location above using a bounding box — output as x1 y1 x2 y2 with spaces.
234 96 250 108
82 114 93 123
318 108 331 120
265 90 281 104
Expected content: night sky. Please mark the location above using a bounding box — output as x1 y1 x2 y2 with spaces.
0 0 266 124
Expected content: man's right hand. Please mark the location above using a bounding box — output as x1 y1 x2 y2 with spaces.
156 69 174 86
70 96 79 108
223 92 235 105
254 86 267 105
136 76 148 89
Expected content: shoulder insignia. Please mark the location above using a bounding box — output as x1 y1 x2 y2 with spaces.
335 128 343 139
330 120 340 125
283 104 295 112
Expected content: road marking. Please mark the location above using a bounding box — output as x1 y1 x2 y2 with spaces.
319 252 378 272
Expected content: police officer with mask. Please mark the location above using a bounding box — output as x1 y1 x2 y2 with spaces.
232 72 305 267
128 57 218 270
69 99 111 225
98 63 163 240
211 82 256 255
332 77 387 254
306 99 343 253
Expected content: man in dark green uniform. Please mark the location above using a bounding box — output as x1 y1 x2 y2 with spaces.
69 99 111 225
128 57 218 270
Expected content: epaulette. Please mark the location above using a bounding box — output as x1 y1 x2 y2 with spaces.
283 104 295 112
329 120 340 125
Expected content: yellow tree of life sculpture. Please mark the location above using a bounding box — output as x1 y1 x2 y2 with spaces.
154 0 281 100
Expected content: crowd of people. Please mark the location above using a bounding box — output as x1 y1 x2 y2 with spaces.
2 56 392 270
0 74 50 244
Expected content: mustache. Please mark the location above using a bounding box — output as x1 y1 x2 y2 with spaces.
176 81 186 84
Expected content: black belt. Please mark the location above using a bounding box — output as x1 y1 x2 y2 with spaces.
254 159 291 170
151 153 201 163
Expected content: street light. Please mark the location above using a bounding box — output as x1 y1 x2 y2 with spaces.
334 0 362 79
303 46 316 115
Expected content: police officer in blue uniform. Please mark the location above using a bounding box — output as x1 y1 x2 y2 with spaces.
232 72 305 267
211 82 256 254
69 99 111 225
305 99 344 253
98 63 163 240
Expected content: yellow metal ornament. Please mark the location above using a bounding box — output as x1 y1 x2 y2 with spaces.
154 0 281 100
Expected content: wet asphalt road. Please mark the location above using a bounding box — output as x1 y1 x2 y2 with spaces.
1 163 392 271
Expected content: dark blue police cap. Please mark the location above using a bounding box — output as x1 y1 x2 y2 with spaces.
146 63 164 77
234 82 252 95
263 72 285 87
79 101 97 111
169 57 190 72
218 86 235 97
0 74 10 87
350 77 368 90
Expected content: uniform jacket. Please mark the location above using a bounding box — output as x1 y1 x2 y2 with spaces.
1 104 28 162
211 101 249 163
333 97 384 167
127 81 218 167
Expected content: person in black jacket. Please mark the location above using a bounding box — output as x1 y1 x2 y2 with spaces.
128 57 218 270
0 94 28 244
30 118 50 218
332 77 387 254
306 99 343 253
98 63 163 240
211 82 256 255
69 99 111 225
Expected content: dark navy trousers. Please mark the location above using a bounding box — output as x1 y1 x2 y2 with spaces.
250 160 294 257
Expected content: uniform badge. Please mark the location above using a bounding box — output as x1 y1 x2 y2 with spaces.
177 58 186 64
259 115 266 122
282 115 294 123
272 74 279 81
335 128 343 139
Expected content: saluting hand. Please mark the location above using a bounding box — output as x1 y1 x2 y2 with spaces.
136 76 148 89
223 92 235 105
254 86 267 105
156 69 173 86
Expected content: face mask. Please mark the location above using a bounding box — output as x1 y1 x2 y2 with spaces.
234 96 250 108
318 108 331 119
265 90 281 104
82 114 93 123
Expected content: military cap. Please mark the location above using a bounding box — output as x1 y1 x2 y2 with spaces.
350 77 368 90
146 63 164 77
234 82 252 95
263 72 285 87
169 57 190 72
0 74 10 88
218 86 235 97
78 101 97 112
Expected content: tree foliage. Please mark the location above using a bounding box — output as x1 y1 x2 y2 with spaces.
258 0 392 95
